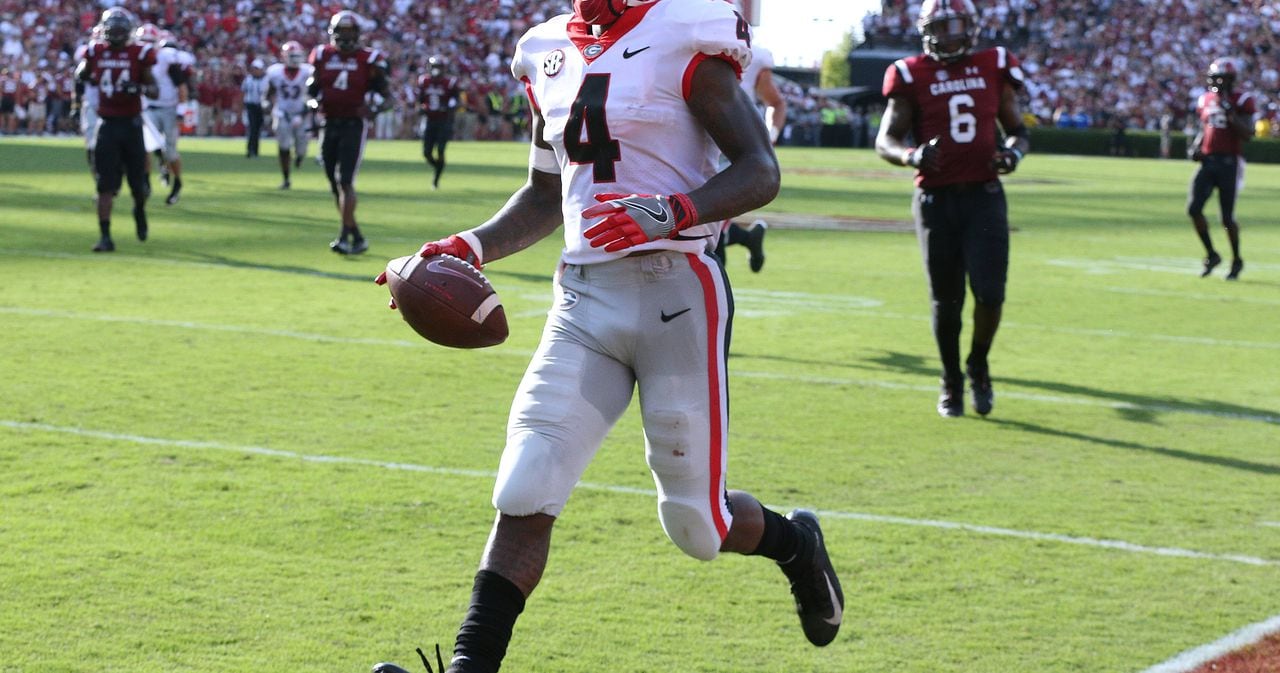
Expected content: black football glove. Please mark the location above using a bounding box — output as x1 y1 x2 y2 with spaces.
992 148 1023 174
905 137 942 173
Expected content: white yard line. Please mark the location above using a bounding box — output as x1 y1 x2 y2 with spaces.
3 419 1278 569
5 306 1279 424
1137 614 1280 673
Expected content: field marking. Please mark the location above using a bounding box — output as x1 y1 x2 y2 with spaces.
4 419 1278 569
1137 613 1280 673
5 306 1279 425
1262 522 1280 529
1103 285 1280 307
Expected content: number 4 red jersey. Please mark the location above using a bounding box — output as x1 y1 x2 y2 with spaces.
309 45 385 118
883 47 1024 188
82 42 157 117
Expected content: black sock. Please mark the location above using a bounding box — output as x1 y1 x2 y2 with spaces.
726 223 750 246
751 508 804 564
452 570 526 673
99 219 111 237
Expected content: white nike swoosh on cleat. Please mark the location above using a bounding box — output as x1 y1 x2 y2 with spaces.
822 572 843 626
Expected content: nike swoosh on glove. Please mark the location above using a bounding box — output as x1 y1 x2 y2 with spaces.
582 192 698 252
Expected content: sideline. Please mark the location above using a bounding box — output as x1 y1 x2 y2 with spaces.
1137 614 1280 673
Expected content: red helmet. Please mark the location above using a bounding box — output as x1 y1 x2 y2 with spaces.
1207 58 1238 93
134 22 162 45
918 0 978 62
574 0 627 25
281 40 305 67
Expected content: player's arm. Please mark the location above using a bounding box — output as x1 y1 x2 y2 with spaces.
457 110 563 262
992 82 1029 174
686 56 779 222
876 93 938 170
376 108 562 280
139 63 159 99
1226 102 1255 140
366 62 394 118
581 56 778 252
755 68 786 145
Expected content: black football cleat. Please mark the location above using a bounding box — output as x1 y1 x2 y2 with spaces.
329 238 352 255
350 238 369 255
165 184 181 206
1200 252 1221 277
966 365 994 416
746 219 767 273
92 236 115 253
133 205 148 242
1226 258 1243 281
279 180 291 190
294 154 304 168
937 376 964 417
779 509 844 647
373 644 447 673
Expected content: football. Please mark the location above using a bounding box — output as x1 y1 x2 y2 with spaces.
383 254 508 348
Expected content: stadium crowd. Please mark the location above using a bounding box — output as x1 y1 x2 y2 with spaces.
863 0 1280 136
2 1 1278 142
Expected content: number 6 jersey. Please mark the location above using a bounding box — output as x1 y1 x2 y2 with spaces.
883 46 1024 188
512 0 752 265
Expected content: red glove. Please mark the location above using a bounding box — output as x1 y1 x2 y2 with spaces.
374 234 482 309
581 192 698 253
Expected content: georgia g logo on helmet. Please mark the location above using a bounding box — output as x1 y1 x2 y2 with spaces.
328 10 362 52
1207 58 1238 94
918 0 978 63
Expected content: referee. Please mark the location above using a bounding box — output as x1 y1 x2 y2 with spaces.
241 58 267 157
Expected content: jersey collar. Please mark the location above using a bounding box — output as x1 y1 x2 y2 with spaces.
566 1 659 63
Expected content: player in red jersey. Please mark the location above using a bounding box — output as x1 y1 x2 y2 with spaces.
416 55 461 190
1187 58 1256 280
306 10 392 255
875 0 1029 418
75 8 159 253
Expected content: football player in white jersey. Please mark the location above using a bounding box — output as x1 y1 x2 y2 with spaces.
372 1 843 671
136 23 194 205
265 41 315 189
71 33 101 185
715 40 786 272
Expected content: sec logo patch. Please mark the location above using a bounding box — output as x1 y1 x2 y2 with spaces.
543 49 565 77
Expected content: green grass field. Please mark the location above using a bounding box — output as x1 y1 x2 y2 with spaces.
1 137 1277 673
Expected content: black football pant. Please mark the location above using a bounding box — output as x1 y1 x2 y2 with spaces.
321 117 367 195
912 181 1009 381
245 103 264 157
1187 153 1240 226
94 116 150 200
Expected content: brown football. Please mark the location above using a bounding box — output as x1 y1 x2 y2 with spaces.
383 254 508 348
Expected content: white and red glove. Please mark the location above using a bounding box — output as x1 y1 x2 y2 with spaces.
374 233 483 308
581 192 698 253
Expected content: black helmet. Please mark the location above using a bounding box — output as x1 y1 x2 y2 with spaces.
328 11 361 52
1207 58 1239 94
100 7 136 49
428 55 447 77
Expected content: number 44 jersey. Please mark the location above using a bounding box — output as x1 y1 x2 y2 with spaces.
81 42 157 117
883 46 1025 188
512 0 753 265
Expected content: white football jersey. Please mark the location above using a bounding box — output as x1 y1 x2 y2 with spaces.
512 0 752 265
739 43 773 103
266 62 314 117
145 46 194 108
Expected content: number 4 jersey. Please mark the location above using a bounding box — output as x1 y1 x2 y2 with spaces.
883 47 1024 188
81 42 157 118
512 0 752 265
